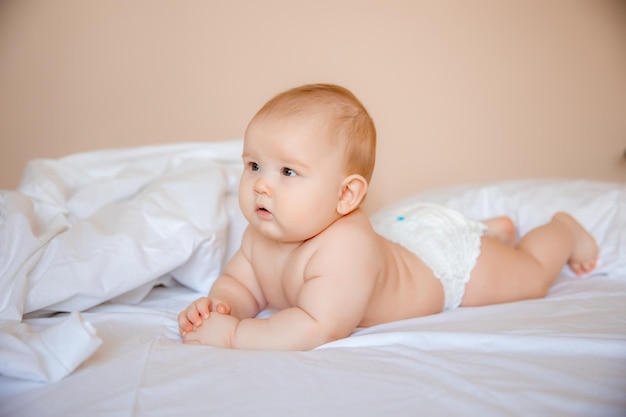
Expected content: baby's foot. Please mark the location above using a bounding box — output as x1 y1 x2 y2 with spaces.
553 212 599 275
484 216 517 246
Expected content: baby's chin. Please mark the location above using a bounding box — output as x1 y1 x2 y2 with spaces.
252 224 314 244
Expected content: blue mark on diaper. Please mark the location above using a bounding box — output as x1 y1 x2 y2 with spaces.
397 216 405 221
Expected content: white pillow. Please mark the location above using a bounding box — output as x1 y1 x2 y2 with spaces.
371 179 626 279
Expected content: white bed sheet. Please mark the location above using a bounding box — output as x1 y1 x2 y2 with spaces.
1 276 625 417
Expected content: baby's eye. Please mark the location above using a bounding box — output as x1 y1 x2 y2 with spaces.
248 162 260 172
281 167 297 177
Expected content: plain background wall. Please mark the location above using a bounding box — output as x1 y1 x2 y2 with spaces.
0 0 624 213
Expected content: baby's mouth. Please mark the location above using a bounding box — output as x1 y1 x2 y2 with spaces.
257 206 272 216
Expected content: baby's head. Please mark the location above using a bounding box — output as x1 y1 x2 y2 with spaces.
247 84 377 183
240 84 376 241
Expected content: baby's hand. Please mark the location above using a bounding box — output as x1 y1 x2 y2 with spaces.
182 312 239 348
177 297 231 336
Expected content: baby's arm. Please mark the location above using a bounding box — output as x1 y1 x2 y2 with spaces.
233 271 374 350
182 307 327 350
183 280 371 350
178 228 265 335
183 228 379 350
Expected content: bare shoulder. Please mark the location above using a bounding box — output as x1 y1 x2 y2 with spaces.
321 210 379 246
239 226 253 252
305 210 384 273
221 226 255 277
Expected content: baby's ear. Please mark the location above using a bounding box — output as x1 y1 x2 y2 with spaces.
337 174 368 215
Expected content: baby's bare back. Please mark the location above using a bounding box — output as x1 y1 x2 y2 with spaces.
248 210 445 327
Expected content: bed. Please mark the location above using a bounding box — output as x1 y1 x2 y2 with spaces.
1 141 625 417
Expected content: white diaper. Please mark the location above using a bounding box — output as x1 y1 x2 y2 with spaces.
374 203 487 310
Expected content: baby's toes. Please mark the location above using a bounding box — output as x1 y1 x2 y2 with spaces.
569 256 598 276
582 258 598 273
569 261 585 276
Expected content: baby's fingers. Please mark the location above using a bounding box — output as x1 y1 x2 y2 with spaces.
177 298 210 335
193 297 212 319
216 302 231 315
177 310 196 335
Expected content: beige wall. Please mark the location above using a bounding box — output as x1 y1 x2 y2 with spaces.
0 0 624 212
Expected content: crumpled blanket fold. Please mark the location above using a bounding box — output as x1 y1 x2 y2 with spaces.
0 141 244 382
0 312 101 382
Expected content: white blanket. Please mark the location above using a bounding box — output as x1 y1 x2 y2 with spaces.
0 141 245 381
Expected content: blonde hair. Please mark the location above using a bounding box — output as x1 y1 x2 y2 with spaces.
250 83 377 182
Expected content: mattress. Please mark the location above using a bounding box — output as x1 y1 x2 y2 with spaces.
1 141 624 417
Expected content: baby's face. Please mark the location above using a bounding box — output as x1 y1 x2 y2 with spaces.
239 115 347 242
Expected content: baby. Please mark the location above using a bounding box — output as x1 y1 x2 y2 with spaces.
178 83 598 350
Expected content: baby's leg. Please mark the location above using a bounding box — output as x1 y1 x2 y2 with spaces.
548 213 598 275
463 212 598 306
483 216 517 246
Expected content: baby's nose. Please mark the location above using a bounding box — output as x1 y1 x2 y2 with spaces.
253 176 272 196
